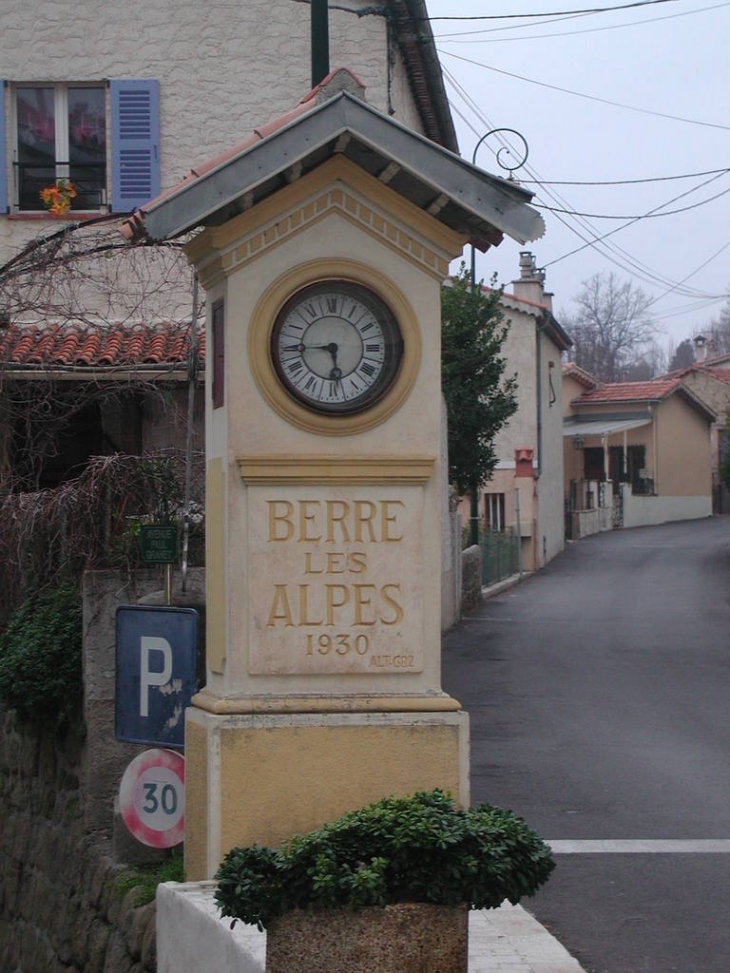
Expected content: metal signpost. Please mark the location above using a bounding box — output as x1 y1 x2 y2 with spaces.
115 605 198 750
139 525 179 605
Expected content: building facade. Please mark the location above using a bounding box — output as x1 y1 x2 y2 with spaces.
481 253 572 573
0 0 455 255
564 370 715 533
0 0 456 486
665 336 730 512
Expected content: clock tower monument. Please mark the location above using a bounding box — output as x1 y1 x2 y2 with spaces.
122 74 544 879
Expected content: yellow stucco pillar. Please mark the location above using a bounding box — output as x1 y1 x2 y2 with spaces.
183 156 470 879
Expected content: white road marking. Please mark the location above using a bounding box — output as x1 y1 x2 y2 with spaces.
547 839 730 853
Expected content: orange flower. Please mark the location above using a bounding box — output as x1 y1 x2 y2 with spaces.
39 179 77 215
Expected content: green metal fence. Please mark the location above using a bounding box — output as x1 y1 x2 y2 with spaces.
480 527 519 587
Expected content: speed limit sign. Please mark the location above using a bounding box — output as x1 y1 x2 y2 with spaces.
119 749 185 848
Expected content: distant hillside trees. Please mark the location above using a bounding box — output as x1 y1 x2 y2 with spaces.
668 339 695 372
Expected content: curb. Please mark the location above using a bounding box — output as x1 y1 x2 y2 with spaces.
473 903 588 972
481 572 530 601
157 885 589 973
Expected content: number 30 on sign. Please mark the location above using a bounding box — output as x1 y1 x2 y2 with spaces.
119 749 185 848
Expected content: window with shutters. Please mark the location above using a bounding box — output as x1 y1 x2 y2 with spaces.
2 79 159 215
14 84 107 211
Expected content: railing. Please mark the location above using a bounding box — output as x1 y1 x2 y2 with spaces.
566 479 616 540
480 527 519 587
14 162 106 210
569 478 614 511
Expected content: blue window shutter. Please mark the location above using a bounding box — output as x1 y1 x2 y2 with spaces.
0 83 7 213
110 80 160 212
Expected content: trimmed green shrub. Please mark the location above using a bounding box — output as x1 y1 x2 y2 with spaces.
215 789 555 930
0 582 82 725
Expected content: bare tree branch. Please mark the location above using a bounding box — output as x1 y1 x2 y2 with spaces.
562 272 657 382
0 223 201 495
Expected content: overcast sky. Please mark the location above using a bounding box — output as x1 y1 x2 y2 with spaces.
424 0 730 355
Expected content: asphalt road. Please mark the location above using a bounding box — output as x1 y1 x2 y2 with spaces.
442 517 730 973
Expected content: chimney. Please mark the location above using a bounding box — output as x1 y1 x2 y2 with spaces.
514 447 535 478
512 252 548 308
313 68 366 105
694 334 708 363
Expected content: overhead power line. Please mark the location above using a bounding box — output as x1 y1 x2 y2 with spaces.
441 51 730 131
519 169 730 186
535 181 730 219
646 239 730 310
441 66 728 302
540 170 730 269
652 297 728 322
435 1 729 41
425 0 678 20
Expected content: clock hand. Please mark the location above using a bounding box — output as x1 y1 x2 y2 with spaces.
324 342 339 370
282 342 340 357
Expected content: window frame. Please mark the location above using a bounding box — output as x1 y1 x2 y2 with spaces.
12 81 109 214
485 492 506 532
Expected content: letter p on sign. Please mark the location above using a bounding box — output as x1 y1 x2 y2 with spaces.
140 636 172 717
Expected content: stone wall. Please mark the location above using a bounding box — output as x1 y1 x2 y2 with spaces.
461 545 483 615
0 711 156 973
0 567 205 973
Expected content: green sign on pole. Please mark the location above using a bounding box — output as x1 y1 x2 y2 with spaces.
139 526 179 564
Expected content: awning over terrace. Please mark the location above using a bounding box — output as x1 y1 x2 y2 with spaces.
563 416 652 438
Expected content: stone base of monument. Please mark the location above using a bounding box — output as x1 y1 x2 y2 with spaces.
266 902 468 973
183 707 469 881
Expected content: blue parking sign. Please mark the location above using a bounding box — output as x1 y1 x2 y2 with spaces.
116 606 198 749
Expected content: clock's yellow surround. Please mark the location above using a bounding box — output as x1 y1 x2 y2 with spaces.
249 259 422 436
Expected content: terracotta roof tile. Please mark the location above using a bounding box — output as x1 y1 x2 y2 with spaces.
573 378 681 405
662 362 730 384
76 332 100 365
98 331 123 365
562 362 601 390
0 322 204 371
11 331 35 364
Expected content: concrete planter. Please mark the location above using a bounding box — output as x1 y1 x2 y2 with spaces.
266 901 468 973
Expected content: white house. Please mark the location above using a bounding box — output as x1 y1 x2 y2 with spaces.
482 252 572 572
0 0 457 259
0 0 459 479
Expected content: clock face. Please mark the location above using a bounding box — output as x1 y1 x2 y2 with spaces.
271 280 403 415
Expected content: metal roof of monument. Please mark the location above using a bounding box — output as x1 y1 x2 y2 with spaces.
120 83 545 253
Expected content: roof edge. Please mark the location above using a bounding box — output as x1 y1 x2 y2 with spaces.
675 383 717 421
120 91 544 248
562 362 601 390
388 0 458 153
570 378 716 422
